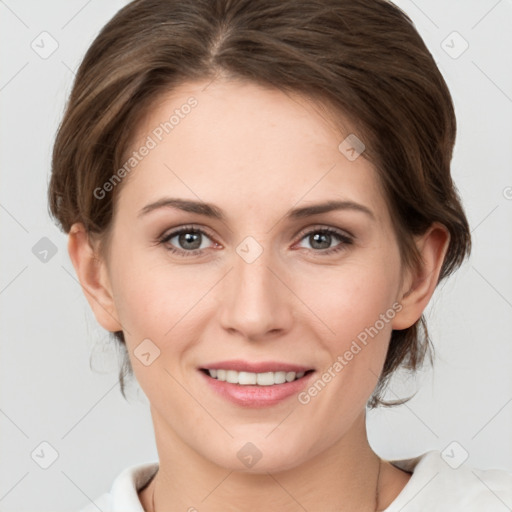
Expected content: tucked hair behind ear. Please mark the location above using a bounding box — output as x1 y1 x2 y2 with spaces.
48 0 471 407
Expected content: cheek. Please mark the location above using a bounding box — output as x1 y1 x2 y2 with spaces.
296 258 400 346
110 252 215 346
293 266 399 423
109 260 208 393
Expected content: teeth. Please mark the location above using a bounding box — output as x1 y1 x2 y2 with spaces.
239 371 257 385
257 372 276 386
226 370 238 384
207 369 308 385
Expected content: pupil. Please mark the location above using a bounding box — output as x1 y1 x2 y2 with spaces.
311 232 330 249
180 232 201 250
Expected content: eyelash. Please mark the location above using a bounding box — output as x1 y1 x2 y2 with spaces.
157 224 354 258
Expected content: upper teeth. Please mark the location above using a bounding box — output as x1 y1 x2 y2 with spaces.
208 369 306 386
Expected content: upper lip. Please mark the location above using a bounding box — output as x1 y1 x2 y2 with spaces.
200 360 314 373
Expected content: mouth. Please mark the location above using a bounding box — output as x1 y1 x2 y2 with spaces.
199 368 315 386
197 361 316 407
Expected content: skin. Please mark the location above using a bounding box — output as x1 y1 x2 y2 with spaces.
68 78 450 511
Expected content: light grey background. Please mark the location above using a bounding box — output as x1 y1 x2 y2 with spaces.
1 1 511 510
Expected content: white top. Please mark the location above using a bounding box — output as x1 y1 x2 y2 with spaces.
78 450 512 511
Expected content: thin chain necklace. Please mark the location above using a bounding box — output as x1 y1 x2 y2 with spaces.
150 457 382 512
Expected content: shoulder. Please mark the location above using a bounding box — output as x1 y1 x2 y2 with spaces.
77 461 159 512
383 449 512 512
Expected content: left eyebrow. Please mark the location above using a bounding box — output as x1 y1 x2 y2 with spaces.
137 197 375 221
287 199 375 221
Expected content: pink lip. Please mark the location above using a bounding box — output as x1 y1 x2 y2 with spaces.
198 366 316 408
199 359 313 373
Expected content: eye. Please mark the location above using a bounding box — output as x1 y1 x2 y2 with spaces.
157 225 353 258
158 225 218 257
295 227 353 255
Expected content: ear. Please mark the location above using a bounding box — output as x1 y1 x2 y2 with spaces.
392 223 450 330
67 222 123 332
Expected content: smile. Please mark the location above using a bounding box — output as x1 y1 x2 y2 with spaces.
201 369 314 386
198 361 317 407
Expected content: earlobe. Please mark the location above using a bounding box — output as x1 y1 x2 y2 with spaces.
67 223 123 333
392 223 450 330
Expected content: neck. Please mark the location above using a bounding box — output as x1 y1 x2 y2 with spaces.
141 409 387 512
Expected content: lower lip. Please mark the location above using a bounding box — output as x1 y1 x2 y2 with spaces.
199 370 315 408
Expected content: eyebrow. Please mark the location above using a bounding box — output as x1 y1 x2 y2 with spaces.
137 197 375 221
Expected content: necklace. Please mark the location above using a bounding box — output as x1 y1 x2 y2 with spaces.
150 457 382 512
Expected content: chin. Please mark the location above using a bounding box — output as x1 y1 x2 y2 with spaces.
203 434 315 474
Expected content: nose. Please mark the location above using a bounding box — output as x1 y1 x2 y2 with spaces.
218 246 295 342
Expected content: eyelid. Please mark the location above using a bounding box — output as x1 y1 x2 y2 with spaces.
293 223 355 241
158 223 218 242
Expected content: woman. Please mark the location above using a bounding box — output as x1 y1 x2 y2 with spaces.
47 0 512 510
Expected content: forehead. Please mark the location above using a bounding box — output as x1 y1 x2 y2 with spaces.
114 78 388 226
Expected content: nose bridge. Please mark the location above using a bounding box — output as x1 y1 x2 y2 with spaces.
219 239 293 339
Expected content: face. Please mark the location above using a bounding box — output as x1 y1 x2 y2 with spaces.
99 79 407 472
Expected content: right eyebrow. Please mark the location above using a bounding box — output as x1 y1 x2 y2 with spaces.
138 197 225 220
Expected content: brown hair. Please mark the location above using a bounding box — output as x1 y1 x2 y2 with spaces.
48 0 471 407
